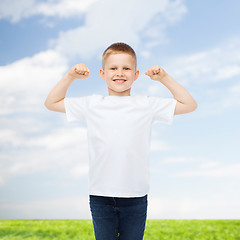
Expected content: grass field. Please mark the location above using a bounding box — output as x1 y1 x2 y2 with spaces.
0 219 239 240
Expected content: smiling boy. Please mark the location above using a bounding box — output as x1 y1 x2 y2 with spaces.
100 46 139 96
45 42 197 240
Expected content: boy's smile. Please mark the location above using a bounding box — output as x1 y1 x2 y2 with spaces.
100 53 139 96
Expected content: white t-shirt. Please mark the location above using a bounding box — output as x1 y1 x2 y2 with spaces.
64 94 177 197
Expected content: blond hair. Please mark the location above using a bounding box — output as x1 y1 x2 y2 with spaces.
102 42 137 69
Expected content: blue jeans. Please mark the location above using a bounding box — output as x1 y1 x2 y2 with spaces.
89 194 148 240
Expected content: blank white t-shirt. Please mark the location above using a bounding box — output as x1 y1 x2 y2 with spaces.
64 94 177 197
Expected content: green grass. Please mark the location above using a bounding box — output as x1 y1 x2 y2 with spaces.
144 220 240 240
0 219 239 240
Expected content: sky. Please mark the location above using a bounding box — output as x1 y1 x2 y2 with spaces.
0 0 240 219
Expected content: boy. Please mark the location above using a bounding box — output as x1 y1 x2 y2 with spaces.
44 42 197 240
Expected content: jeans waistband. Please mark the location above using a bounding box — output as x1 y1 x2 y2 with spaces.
89 194 148 207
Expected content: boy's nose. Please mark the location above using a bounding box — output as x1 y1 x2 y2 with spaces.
116 70 124 76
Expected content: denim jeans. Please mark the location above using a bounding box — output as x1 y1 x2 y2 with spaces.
89 194 148 240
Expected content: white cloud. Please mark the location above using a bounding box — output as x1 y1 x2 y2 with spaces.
148 195 240 219
0 0 35 23
52 0 187 59
139 51 151 59
0 125 88 152
69 163 89 179
221 81 240 109
0 129 21 147
0 127 89 184
150 140 172 151
160 156 204 164
166 37 240 85
0 40 72 187
34 0 99 18
199 161 221 169
0 49 68 114
0 0 99 23
157 37 240 117
172 163 240 178
229 82 240 94
26 127 87 150
157 157 240 179
0 196 92 219
1 194 240 219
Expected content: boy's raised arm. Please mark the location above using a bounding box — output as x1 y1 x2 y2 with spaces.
44 64 90 113
145 65 198 115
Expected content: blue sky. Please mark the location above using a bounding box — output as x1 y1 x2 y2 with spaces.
0 0 240 219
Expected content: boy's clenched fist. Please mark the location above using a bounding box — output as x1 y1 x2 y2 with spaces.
145 65 167 81
67 63 90 79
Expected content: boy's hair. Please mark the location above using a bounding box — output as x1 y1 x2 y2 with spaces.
102 42 137 69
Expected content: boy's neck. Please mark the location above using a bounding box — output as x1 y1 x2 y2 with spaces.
108 88 131 97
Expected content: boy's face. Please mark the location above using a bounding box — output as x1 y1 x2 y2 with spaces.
100 53 139 96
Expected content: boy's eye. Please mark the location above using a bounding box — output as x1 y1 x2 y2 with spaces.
110 67 130 70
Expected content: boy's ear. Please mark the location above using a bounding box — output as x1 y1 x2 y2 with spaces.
100 69 105 80
134 70 140 81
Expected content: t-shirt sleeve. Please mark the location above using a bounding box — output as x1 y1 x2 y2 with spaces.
148 96 177 125
64 96 90 122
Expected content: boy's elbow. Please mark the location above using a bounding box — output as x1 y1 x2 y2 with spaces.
44 100 49 108
193 101 198 110
44 99 66 113
189 98 198 111
189 102 198 113
44 100 52 110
